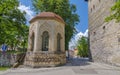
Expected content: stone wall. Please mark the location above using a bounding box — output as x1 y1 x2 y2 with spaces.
89 0 120 66
0 53 17 66
24 51 66 67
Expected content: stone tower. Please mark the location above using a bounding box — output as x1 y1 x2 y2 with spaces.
24 12 66 67
89 0 120 66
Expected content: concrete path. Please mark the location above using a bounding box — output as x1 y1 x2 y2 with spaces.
0 58 120 75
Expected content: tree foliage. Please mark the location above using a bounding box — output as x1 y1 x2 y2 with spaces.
33 0 80 50
105 0 120 22
77 36 88 57
0 0 28 49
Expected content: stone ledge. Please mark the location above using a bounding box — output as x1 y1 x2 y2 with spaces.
24 52 66 68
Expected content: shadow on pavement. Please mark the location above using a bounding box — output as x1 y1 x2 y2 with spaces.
65 57 91 66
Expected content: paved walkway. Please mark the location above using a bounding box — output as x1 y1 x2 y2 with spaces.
1 58 120 75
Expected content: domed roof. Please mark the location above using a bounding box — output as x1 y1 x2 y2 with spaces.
30 12 65 24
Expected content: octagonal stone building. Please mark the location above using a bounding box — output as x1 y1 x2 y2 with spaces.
24 12 66 67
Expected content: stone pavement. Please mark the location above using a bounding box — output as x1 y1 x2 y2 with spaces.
0 58 120 75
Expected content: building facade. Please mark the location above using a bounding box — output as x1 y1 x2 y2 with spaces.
24 12 66 67
89 0 120 66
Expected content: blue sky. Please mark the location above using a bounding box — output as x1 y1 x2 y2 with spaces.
19 0 88 50
70 0 88 33
19 0 88 33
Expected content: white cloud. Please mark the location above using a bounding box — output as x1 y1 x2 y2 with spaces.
75 32 84 42
84 29 88 37
18 4 34 21
69 29 88 50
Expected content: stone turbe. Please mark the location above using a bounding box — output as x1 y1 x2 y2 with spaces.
24 12 66 68
30 12 65 24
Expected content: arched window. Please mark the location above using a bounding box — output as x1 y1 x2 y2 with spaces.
42 31 49 51
31 32 34 51
57 33 61 52
93 5 95 9
91 8 92 12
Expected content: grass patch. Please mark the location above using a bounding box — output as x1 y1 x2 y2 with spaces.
0 66 10 71
0 50 27 54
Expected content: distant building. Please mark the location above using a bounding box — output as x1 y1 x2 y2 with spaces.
69 50 74 57
74 49 78 57
68 49 79 58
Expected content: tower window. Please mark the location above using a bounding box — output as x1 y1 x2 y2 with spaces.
91 8 92 12
93 5 95 9
99 0 101 2
118 38 120 42
103 26 105 30
93 32 96 36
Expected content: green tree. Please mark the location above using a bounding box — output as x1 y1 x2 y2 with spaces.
0 0 27 48
77 36 88 57
19 25 29 50
105 0 120 22
33 0 79 50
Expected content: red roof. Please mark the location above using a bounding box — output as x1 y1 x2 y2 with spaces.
30 12 65 24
